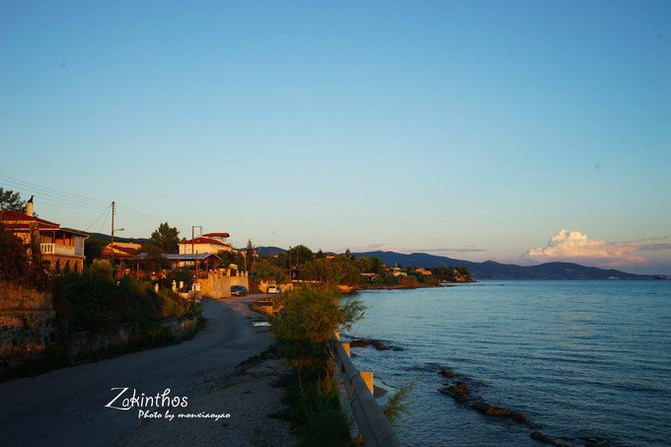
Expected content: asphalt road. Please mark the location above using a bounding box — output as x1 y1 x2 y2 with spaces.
0 296 274 447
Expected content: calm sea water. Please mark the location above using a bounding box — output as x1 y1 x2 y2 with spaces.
346 281 671 447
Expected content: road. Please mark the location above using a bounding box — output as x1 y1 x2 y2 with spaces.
0 295 277 447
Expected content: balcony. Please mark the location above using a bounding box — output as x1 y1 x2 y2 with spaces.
40 243 76 256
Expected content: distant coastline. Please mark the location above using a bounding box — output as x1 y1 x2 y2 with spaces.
352 251 668 281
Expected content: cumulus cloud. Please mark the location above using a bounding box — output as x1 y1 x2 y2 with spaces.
524 229 646 267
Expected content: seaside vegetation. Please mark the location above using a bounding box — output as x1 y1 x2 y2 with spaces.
270 286 365 446
251 243 473 288
53 260 198 335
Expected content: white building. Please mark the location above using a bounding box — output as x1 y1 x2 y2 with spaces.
178 232 235 255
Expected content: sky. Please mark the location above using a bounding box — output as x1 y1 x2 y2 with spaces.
1 1 670 274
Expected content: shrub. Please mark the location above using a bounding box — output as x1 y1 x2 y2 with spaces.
89 259 114 281
53 271 197 334
270 286 365 371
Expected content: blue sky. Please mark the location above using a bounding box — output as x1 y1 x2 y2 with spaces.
1 1 670 274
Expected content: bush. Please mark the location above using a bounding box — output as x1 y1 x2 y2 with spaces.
270 286 365 371
89 259 114 281
0 224 49 289
53 271 197 334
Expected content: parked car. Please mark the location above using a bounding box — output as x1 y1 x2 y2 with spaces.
266 285 282 294
231 285 248 296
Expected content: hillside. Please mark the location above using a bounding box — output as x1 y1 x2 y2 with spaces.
353 251 661 280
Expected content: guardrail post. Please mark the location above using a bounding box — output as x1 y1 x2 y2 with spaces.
333 338 402 447
360 371 374 395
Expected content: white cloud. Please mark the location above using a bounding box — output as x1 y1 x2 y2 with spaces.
524 229 646 267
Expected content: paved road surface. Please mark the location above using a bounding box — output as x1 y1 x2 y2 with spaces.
0 296 276 447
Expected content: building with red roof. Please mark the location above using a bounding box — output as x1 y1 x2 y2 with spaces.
178 232 235 257
0 200 89 272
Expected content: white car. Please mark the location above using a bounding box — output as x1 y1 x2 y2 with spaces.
266 285 282 294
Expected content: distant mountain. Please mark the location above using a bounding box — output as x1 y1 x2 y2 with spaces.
353 250 662 280
252 246 338 256
88 232 150 244
255 246 287 256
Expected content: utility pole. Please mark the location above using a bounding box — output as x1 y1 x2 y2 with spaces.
191 225 203 255
110 201 115 264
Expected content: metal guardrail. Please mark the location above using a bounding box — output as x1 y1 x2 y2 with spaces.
333 341 403 447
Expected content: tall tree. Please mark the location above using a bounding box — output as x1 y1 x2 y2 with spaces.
288 244 314 267
149 222 180 253
0 188 26 212
246 239 255 272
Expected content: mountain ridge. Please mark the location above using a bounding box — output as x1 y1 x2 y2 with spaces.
352 250 663 280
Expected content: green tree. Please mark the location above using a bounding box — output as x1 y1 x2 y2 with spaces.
299 257 363 286
0 223 48 288
287 244 314 267
270 286 365 370
253 259 289 284
217 249 245 271
84 237 107 265
0 224 30 280
149 222 180 253
0 188 26 212
245 239 255 272
89 259 114 281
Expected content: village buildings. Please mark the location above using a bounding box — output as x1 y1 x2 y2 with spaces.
0 200 88 272
178 232 235 255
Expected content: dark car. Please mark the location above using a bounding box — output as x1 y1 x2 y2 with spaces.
231 285 248 296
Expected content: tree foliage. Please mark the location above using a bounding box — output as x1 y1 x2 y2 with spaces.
245 239 255 271
216 249 246 271
253 259 289 284
0 187 26 212
429 265 473 282
0 223 48 288
299 257 363 286
287 244 314 267
84 237 107 265
53 270 196 334
149 222 180 253
270 286 365 371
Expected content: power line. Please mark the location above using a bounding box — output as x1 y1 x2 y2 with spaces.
98 206 111 234
85 203 112 232
1 174 164 232
0 174 109 208
115 203 163 223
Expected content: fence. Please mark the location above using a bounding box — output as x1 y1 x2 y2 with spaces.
333 338 402 447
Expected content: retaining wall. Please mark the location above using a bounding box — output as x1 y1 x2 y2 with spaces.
0 280 55 370
199 272 249 299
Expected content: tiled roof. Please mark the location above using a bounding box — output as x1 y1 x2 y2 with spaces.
202 232 230 238
0 210 60 229
179 237 230 246
0 210 87 235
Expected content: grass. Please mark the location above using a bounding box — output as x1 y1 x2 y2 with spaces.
272 368 356 447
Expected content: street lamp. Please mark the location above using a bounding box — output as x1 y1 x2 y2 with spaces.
110 227 124 264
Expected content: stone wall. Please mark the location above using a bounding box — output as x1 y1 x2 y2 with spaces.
1 278 198 376
68 316 198 356
0 280 55 370
200 272 250 299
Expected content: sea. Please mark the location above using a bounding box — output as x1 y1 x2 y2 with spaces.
345 281 671 447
